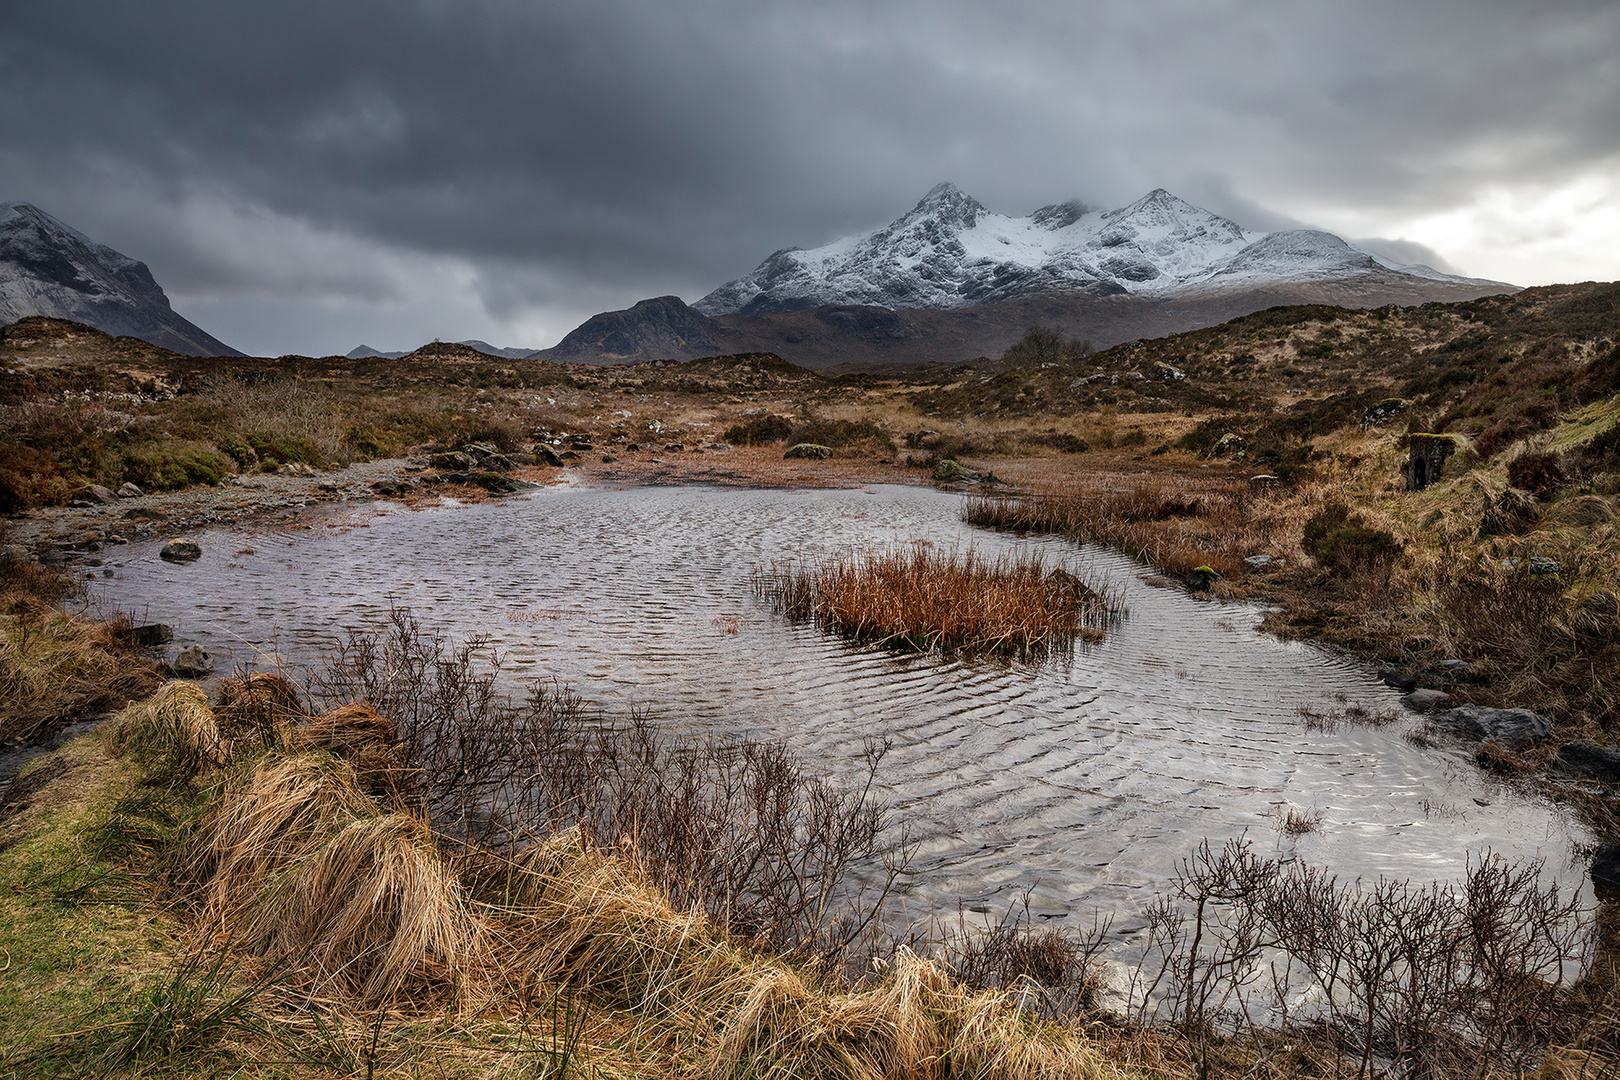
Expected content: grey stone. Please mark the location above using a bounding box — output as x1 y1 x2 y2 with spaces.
1592 844 1620 895
0 544 29 564
1431 704 1553 750
785 443 835 460
430 451 472 470
1554 742 1620 783
1243 554 1272 568
129 623 174 647
1379 668 1417 692
159 538 202 563
172 644 214 678
532 444 564 467
1087 959 1155 1022
117 482 143 498
82 484 119 504
1401 688 1451 713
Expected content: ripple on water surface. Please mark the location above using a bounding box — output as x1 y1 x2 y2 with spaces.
91 484 1586 924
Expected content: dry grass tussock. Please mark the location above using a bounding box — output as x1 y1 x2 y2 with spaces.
184 751 472 1002
755 545 1120 656
964 474 1266 579
88 674 1136 1077
107 679 226 770
462 832 1124 1080
0 565 162 742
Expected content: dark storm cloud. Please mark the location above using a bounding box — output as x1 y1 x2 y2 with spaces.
2 0 1617 351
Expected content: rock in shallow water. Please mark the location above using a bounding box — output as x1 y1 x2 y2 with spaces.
173 644 214 678
1400 688 1450 712
159 538 202 562
1554 742 1620 782
1430 705 1552 750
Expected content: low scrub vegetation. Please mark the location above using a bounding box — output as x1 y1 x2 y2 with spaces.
755 545 1119 656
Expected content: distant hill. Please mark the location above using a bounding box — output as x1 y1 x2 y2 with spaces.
0 203 240 356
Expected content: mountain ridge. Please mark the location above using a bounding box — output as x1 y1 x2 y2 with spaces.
0 202 241 356
694 184 1511 317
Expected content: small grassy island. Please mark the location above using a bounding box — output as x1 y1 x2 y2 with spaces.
754 546 1120 657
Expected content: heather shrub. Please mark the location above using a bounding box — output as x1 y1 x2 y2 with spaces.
1301 503 1402 572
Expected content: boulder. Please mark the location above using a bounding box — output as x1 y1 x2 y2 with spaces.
1592 844 1620 895
1430 704 1553 750
0 544 29 564
117 482 144 498
172 644 214 678
1087 959 1155 1022
128 623 174 647
80 484 119 504
1186 566 1221 592
1243 554 1272 568
159 538 202 563
1400 688 1451 713
1379 667 1417 692
785 443 835 460
532 444 565 467
430 451 472 470
1554 742 1620 783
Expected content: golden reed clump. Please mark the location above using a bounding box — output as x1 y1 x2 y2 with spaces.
755 545 1119 657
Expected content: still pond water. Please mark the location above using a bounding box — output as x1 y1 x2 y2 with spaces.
90 482 1585 930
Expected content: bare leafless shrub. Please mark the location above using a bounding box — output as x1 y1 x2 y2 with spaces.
1129 838 1591 1080
309 608 909 958
942 897 1113 1020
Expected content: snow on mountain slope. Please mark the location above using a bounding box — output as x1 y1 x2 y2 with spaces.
695 185 1504 315
0 202 239 356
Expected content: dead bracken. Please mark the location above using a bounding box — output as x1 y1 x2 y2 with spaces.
754 545 1119 656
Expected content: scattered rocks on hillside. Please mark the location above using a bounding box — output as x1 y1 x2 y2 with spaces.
172 644 214 678
1554 742 1620 783
159 538 202 562
785 443 834 460
1400 688 1451 712
1361 398 1411 427
78 484 119 505
1429 704 1552 750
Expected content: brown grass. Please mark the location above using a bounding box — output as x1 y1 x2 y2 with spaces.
755 545 1119 656
106 679 225 770
0 565 163 742
963 475 1263 579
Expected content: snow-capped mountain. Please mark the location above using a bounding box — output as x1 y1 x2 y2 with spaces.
0 203 239 356
695 184 1503 316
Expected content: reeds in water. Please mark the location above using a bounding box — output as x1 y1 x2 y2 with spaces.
754 546 1119 657
963 477 1259 579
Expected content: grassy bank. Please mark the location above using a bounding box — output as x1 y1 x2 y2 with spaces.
5 598 1620 1078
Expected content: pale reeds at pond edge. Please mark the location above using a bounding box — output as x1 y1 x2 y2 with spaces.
753 545 1122 657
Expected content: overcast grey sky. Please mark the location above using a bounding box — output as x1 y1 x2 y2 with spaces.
4 0 1617 356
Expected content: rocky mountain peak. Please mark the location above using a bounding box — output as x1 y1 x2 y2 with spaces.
0 202 239 356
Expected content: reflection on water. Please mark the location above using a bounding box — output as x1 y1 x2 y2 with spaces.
90 483 1585 927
